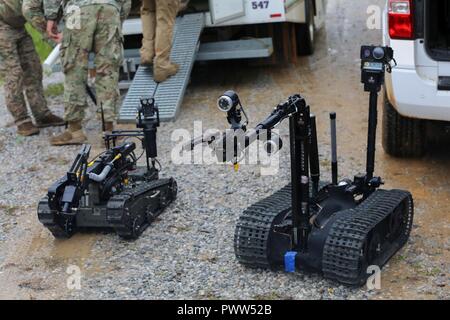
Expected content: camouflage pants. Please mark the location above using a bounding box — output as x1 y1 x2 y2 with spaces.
140 0 178 68
61 4 123 123
0 19 49 125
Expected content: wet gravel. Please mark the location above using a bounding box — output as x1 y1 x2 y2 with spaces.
0 0 448 300
67 146 371 300
0 76 373 300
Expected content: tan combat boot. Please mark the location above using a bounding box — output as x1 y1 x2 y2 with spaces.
140 0 156 65
50 121 87 146
17 121 40 137
140 44 155 66
153 0 178 82
36 113 66 128
154 63 180 83
141 50 155 66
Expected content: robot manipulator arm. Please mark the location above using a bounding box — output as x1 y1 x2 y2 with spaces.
88 142 136 183
48 144 91 215
185 91 306 164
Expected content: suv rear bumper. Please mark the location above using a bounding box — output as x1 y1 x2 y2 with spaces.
385 68 450 122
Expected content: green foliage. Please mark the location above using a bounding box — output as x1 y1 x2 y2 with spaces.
45 83 64 97
25 23 54 62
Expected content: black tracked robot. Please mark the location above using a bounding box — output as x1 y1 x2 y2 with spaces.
38 98 177 240
188 46 414 285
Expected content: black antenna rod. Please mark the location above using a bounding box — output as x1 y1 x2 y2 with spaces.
100 103 106 133
366 91 378 182
330 112 338 185
309 114 320 197
84 84 106 133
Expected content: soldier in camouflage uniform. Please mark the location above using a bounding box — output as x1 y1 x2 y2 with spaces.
45 0 131 146
140 0 180 83
0 0 65 136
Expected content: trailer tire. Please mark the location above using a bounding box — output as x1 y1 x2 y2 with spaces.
296 0 315 55
382 92 426 157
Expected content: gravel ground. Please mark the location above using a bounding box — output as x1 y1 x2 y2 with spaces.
0 0 448 300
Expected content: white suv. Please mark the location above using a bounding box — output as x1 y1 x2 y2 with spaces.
383 0 450 157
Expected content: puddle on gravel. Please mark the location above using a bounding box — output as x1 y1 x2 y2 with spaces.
28 233 98 263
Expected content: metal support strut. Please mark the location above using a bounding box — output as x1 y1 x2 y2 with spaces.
366 91 378 182
289 102 311 251
309 114 320 197
330 113 338 185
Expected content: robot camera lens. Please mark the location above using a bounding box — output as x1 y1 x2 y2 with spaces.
373 47 385 60
217 96 233 112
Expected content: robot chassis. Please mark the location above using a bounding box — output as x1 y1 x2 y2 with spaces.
188 45 414 286
38 99 177 240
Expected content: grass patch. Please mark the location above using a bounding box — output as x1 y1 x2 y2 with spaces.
25 24 54 62
395 254 407 262
424 267 442 277
15 135 25 145
45 83 64 97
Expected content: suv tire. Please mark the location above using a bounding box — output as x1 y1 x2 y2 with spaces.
296 0 315 55
382 92 426 157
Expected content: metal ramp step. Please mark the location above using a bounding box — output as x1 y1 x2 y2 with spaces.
118 37 274 90
118 13 205 123
196 38 273 61
120 37 274 68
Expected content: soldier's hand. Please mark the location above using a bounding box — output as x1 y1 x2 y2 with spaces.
46 20 60 42
54 33 63 44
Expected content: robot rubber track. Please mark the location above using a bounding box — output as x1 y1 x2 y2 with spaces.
234 186 414 285
107 178 177 239
38 178 177 240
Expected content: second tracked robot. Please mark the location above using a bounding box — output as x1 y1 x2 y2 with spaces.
38 98 177 240
188 45 414 285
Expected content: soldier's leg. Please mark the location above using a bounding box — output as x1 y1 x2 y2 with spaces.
153 0 179 82
0 22 39 136
51 7 97 145
93 5 123 129
17 34 65 127
140 0 156 65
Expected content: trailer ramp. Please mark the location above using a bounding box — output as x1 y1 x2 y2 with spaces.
118 13 205 123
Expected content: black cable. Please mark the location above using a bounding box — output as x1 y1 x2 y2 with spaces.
135 149 145 163
88 150 107 164
154 159 162 171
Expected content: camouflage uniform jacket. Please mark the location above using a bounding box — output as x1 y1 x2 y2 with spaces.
0 0 47 31
44 0 131 21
